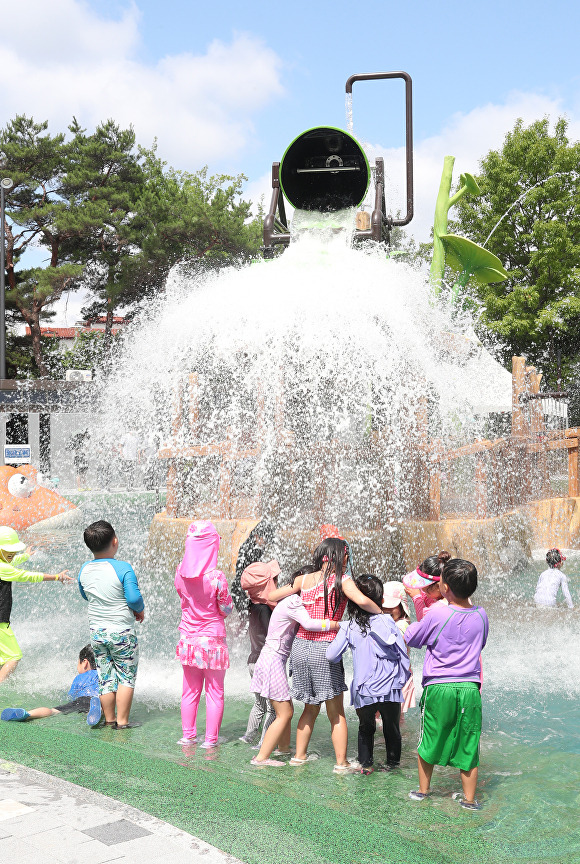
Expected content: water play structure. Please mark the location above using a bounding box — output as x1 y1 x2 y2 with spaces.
3 72 580 864
0 464 78 533
141 71 577 577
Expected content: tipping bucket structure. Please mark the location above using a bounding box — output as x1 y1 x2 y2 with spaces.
279 127 370 212
262 71 414 257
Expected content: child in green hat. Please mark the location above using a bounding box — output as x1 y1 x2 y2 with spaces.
0 526 72 683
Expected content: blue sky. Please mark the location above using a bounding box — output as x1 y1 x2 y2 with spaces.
1 0 579 321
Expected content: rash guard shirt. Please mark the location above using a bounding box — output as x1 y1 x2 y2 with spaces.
78 558 144 631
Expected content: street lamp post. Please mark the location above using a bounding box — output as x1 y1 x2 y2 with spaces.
0 178 15 380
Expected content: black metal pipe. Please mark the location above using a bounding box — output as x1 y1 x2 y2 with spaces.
345 72 413 227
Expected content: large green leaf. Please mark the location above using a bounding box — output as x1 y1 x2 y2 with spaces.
440 233 508 284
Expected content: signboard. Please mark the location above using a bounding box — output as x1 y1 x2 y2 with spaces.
4 445 31 465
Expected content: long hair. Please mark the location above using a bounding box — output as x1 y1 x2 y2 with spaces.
312 537 349 618
347 575 383 635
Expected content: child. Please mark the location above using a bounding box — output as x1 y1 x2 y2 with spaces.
326 576 410 774
175 520 233 747
0 526 71 684
238 559 280 746
534 548 574 608
78 520 144 729
382 581 415 714
405 558 489 810
273 538 382 773
403 551 450 621
250 566 340 767
1 645 101 726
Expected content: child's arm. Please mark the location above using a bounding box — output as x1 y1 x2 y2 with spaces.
342 577 382 615
116 563 145 619
325 626 348 663
286 599 339 634
411 592 428 622
404 613 438 649
268 574 304 604
213 573 233 618
1 565 71 584
561 574 574 609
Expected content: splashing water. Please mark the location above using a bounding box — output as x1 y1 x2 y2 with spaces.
3 212 580 862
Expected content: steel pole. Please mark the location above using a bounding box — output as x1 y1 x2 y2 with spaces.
0 184 5 380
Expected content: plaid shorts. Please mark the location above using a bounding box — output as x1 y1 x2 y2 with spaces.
290 636 347 704
90 628 139 694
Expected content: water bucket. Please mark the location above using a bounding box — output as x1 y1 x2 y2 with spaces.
279 126 370 212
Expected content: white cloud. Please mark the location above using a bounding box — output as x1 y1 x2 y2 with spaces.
364 91 580 242
0 0 284 167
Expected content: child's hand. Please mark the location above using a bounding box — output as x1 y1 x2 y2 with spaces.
57 570 73 583
134 609 145 623
330 621 340 631
404 586 421 598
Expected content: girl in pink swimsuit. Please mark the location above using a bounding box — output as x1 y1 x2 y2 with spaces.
175 521 233 747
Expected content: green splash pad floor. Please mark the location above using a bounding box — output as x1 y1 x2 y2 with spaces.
1 696 579 864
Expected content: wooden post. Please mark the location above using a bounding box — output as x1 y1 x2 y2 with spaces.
511 356 527 436
568 444 579 498
166 463 178 517
474 455 487 519
429 470 441 521
188 373 199 442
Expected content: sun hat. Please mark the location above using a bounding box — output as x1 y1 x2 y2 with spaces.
382 581 410 616
0 526 26 552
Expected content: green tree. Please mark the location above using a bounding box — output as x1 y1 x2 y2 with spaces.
81 150 263 330
451 117 580 380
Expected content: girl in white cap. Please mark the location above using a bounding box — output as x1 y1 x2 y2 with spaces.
0 526 71 683
382 581 415 715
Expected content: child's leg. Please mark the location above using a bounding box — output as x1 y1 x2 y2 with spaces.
244 694 268 742
203 669 226 745
115 686 135 727
294 703 321 761
326 693 348 767
417 755 434 794
378 701 402 765
256 700 293 762
0 659 20 683
181 665 204 739
28 707 60 719
91 631 117 723
0 625 23 683
260 700 280 748
356 704 377 768
110 632 139 726
460 766 478 803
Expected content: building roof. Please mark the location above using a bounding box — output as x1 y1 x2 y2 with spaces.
25 326 124 339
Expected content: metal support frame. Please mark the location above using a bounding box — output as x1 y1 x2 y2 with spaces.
345 71 414 228
262 71 413 256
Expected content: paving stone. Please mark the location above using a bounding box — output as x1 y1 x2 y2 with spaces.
82 818 153 846
25 824 96 851
1 809 67 837
0 834 62 863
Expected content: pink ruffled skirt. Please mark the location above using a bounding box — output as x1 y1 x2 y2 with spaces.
176 635 230 670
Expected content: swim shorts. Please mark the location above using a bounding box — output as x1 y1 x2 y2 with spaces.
0 623 23 665
417 681 481 771
90 628 139 694
54 697 92 714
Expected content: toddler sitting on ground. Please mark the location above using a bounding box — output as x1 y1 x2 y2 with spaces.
1 644 101 726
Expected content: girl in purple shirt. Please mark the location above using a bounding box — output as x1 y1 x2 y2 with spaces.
326 576 410 774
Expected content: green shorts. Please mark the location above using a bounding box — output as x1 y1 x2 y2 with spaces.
418 682 482 771
0 623 23 665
